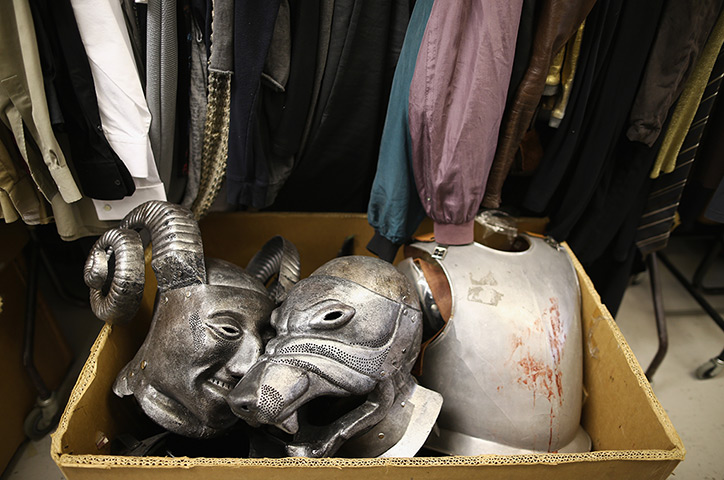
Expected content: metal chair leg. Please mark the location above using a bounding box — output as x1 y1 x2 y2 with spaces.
658 252 724 332
658 246 724 380
22 230 61 439
645 252 668 381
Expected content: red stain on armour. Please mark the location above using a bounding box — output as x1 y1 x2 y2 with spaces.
516 298 567 406
549 405 556 452
516 354 556 404
545 297 565 401
546 297 565 363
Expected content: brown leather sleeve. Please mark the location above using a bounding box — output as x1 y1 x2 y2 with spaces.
482 0 597 209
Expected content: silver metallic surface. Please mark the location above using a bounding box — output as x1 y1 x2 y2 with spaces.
246 235 301 303
84 201 301 438
113 264 276 438
84 228 145 324
396 256 445 337
84 200 206 324
228 256 442 458
119 200 206 292
402 235 590 455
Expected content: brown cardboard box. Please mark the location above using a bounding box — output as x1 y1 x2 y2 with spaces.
50 213 684 480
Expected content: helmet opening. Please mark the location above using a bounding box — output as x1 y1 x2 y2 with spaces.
474 210 531 252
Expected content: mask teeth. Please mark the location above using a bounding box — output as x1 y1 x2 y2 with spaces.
277 410 299 435
210 378 233 390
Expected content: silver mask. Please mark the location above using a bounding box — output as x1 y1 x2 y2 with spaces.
398 229 591 455
227 256 442 458
83 201 300 438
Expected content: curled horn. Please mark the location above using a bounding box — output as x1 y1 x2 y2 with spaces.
245 235 301 303
84 229 145 324
84 201 206 324
119 200 207 291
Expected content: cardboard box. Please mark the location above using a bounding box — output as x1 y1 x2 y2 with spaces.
50 213 684 480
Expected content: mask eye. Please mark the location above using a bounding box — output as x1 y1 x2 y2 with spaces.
308 302 355 329
205 316 243 341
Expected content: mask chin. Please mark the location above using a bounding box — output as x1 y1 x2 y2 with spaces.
136 381 234 439
114 358 236 439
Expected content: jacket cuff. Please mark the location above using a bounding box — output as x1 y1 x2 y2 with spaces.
366 231 402 263
434 220 474 245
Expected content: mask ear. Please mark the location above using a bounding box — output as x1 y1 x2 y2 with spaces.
113 354 144 397
113 363 133 397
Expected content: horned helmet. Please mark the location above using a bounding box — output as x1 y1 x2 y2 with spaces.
84 200 300 438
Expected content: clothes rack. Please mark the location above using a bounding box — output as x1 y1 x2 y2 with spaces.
646 230 724 380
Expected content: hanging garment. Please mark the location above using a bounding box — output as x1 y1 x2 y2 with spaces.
564 3 724 264
121 0 146 89
253 0 320 208
180 13 209 209
649 7 724 178
0 124 51 225
506 0 538 111
482 0 596 209
297 0 335 157
366 0 434 262
408 0 523 245
627 0 723 149
521 0 623 215
30 0 137 201
190 0 233 218
0 0 82 206
637 19 724 252
541 0 665 242
224 0 281 208
146 0 183 202
0 1 113 240
268 0 410 213
70 0 167 221
548 22 585 128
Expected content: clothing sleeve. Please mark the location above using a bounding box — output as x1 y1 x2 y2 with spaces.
627 0 723 147
366 0 434 257
482 0 596 210
408 0 523 245
225 0 280 208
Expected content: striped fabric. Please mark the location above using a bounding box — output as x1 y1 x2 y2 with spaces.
636 48 724 255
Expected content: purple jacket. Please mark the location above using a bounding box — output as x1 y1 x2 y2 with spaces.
408 0 523 245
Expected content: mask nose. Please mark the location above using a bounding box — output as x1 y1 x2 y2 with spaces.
228 361 310 426
227 362 265 421
224 335 264 382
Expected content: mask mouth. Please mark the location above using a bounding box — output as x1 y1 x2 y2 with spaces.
208 376 236 391
267 394 368 439
254 393 371 457
208 377 239 391
301 394 368 426
276 411 299 435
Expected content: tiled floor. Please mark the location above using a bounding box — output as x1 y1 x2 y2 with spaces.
2 235 723 479
614 235 724 480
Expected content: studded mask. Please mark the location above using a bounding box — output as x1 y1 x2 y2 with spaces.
227 256 442 458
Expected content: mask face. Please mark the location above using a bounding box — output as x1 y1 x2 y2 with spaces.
226 256 425 457
114 284 275 438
